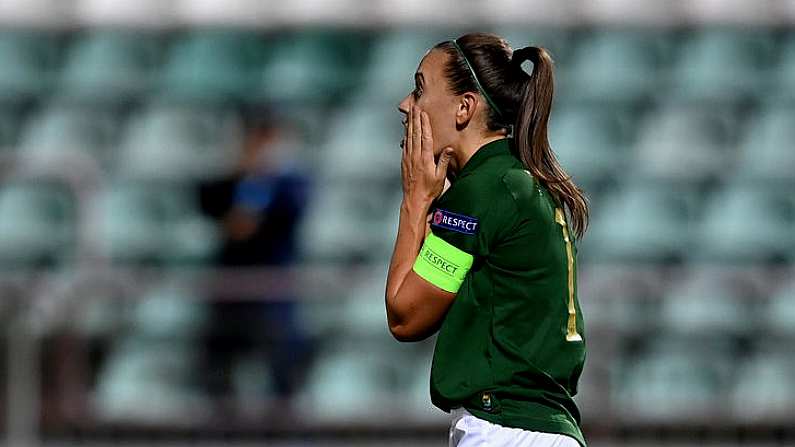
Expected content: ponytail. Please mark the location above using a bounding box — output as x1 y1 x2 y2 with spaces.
435 35 589 239
512 47 589 239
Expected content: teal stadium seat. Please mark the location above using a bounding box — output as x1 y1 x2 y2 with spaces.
255 30 369 104
695 183 793 262
18 103 120 169
159 30 266 101
632 103 738 181
614 336 733 422
559 30 670 103
765 278 795 336
117 103 243 181
94 337 210 424
0 31 57 103
576 266 661 333
0 107 23 150
59 31 161 103
586 182 697 262
730 350 795 422
548 104 631 185
0 181 74 266
671 29 775 102
93 279 210 423
96 182 219 264
659 269 753 334
357 30 450 104
321 102 403 181
403 343 448 422
298 181 393 262
773 32 795 101
736 105 795 182
295 340 405 422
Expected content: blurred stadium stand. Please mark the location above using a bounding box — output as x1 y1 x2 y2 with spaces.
0 1 794 447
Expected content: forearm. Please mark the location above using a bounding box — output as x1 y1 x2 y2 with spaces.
385 197 431 326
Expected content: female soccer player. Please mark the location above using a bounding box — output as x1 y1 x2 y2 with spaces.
385 32 589 447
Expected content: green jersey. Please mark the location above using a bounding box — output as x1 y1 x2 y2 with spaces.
411 137 587 447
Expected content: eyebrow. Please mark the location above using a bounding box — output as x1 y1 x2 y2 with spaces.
414 72 425 86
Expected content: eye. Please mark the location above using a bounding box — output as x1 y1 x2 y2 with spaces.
413 85 423 99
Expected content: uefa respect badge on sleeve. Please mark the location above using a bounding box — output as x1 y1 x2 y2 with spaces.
430 208 479 235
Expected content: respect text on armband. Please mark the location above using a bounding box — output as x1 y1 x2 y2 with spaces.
421 246 459 275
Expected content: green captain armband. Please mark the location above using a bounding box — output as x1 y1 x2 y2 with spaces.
412 232 474 293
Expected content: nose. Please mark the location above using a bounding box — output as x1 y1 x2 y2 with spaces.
397 94 411 116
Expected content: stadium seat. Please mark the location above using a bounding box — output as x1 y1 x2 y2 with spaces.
548 104 632 184
0 106 23 149
321 102 403 182
670 29 775 102
337 264 393 336
402 343 449 422
632 103 739 181
297 181 394 262
94 337 210 424
695 183 793 262
614 336 733 421
254 30 369 103
59 30 161 102
585 181 697 262
559 30 669 102
18 102 120 168
576 266 661 333
765 278 795 336
130 280 209 339
159 30 266 101
357 30 451 104
0 31 57 102
295 341 400 421
96 182 219 264
117 103 243 181
659 268 753 334
0 181 75 266
735 105 795 182
730 350 795 422
772 32 795 101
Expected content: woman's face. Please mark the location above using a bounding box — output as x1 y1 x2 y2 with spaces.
398 48 460 158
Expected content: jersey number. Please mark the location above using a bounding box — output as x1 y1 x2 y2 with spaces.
555 208 582 342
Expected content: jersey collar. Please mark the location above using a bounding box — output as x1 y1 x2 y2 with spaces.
455 137 515 180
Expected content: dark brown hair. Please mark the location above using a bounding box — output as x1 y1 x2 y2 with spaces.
434 33 589 239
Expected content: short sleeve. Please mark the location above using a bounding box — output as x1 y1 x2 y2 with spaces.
426 176 519 259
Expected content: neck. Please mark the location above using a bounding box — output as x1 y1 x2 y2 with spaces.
449 132 508 176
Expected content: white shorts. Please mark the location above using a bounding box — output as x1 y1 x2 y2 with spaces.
449 407 581 447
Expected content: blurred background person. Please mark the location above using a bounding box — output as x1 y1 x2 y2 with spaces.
198 109 315 418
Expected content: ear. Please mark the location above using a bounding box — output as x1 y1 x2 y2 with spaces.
455 92 479 128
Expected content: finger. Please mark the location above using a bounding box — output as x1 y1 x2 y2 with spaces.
401 130 410 181
411 106 422 164
420 111 434 164
436 147 454 179
406 108 414 161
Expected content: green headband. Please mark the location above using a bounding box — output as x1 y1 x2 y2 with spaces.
451 38 505 122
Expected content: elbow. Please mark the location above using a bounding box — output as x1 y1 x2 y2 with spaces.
389 322 429 342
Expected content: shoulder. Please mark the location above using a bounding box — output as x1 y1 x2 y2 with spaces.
498 168 552 225
500 168 538 203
